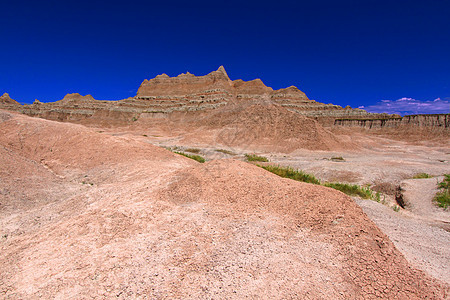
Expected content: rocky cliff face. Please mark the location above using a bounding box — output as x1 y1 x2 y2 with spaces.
334 114 449 129
0 66 413 126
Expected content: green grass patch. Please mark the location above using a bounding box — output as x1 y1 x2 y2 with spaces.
258 164 321 185
256 164 379 200
434 174 450 209
412 173 433 179
174 151 206 163
215 149 236 156
323 182 373 199
245 154 269 162
185 148 201 154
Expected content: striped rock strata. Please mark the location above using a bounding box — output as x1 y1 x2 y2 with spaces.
0 67 400 125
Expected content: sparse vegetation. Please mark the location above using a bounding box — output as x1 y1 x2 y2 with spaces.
331 156 345 161
323 182 373 199
185 148 201 154
142 134 148 137
434 174 450 209
257 164 380 200
174 151 206 163
392 205 401 212
131 116 138 122
258 164 321 185
143 110 166 113
215 149 236 156
245 154 269 162
412 173 433 179
374 191 382 203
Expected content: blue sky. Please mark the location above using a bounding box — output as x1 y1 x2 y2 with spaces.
1 0 449 115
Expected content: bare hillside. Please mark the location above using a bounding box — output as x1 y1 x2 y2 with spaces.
0 110 447 298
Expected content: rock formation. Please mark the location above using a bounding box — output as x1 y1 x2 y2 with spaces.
335 114 449 129
0 93 20 107
0 66 447 130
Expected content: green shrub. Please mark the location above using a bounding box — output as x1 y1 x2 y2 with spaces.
331 156 345 161
437 174 450 189
322 182 373 199
245 154 269 162
434 174 450 209
185 148 201 154
258 164 321 185
174 151 206 163
215 149 236 155
412 173 433 179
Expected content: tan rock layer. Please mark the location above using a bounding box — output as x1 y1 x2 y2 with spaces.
335 114 450 129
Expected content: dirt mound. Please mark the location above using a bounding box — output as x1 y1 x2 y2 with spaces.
0 110 182 173
178 103 350 152
0 112 447 298
157 159 447 298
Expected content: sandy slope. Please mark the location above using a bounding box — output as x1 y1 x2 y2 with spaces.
356 198 450 286
133 103 354 153
0 110 448 298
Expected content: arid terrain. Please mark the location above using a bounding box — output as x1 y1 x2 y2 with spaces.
1 68 449 298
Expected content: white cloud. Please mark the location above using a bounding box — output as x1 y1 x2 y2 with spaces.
362 97 450 115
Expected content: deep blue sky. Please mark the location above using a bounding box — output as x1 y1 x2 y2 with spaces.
1 0 449 114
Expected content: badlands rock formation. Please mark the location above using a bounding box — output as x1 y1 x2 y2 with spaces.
0 93 20 108
0 66 396 126
0 109 447 298
335 113 450 129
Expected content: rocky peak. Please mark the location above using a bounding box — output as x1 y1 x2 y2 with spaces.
270 86 310 106
232 78 273 95
0 93 20 105
61 93 95 102
155 74 169 79
136 66 233 98
216 65 230 79
177 71 195 78
272 86 308 98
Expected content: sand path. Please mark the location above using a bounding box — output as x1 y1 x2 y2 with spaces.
401 177 450 225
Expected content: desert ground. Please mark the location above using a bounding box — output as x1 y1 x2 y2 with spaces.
1 107 448 299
